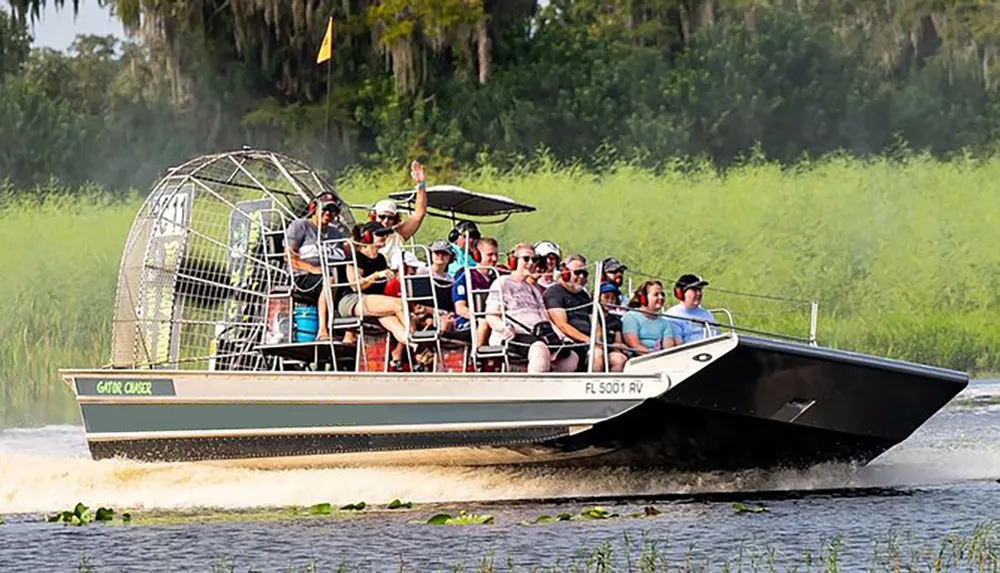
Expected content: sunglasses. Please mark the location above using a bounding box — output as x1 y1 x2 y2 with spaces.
375 214 397 221
570 269 589 278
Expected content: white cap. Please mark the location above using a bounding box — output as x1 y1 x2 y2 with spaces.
372 199 398 215
534 241 561 258
389 250 426 269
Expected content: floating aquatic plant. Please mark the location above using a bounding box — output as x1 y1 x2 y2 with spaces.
46 503 129 526
339 502 366 511
387 499 412 510
579 506 619 520
308 503 333 515
732 502 768 514
425 510 494 525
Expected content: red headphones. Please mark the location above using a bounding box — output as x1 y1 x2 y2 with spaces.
674 286 685 301
637 287 648 307
472 249 481 263
560 262 576 283
361 228 374 244
507 252 517 270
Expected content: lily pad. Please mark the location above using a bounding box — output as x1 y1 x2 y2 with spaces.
308 503 333 515
579 506 618 520
732 502 768 514
426 513 453 525
339 501 366 511
387 499 412 510
425 510 494 525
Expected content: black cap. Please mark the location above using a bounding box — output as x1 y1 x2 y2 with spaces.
675 274 709 292
359 221 394 241
602 257 628 273
455 220 481 240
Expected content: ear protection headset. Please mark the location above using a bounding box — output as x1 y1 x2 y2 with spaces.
448 221 480 244
559 262 571 283
637 286 649 307
361 227 374 244
507 252 517 270
674 285 685 301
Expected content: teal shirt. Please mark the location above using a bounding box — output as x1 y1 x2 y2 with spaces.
621 310 676 352
447 244 478 276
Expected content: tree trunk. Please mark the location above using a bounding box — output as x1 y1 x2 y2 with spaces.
476 17 490 84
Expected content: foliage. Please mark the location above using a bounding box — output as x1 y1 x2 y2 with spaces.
4 2 1000 188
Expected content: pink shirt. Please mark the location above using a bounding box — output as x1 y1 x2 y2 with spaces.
486 275 549 345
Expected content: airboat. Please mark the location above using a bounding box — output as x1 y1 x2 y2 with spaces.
60 149 968 470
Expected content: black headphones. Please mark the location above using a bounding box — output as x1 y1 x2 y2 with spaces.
448 220 480 244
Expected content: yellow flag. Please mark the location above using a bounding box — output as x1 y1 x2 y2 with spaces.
316 17 334 64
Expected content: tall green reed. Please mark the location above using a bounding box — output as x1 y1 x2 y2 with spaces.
3 153 1000 425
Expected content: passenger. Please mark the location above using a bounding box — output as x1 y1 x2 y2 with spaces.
666 274 719 344
534 241 562 289
544 254 627 372
598 282 625 348
452 237 499 346
485 243 578 373
286 192 347 341
427 239 456 317
446 220 481 276
374 159 428 269
342 221 412 368
621 281 681 355
600 257 629 308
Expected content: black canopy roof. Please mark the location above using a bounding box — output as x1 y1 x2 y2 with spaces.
388 185 535 219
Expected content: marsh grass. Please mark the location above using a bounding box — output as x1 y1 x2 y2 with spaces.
5 154 1000 424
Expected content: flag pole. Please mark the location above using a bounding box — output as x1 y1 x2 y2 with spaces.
324 57 332 167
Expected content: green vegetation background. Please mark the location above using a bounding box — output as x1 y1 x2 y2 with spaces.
3 155 999 426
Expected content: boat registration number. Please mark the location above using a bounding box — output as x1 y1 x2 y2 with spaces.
584 380 644 396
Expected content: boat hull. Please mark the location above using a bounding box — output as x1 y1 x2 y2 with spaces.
62 335 967 470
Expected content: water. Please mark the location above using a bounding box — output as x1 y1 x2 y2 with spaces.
2 381 999 572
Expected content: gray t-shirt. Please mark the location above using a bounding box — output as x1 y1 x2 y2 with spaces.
286 218 346 275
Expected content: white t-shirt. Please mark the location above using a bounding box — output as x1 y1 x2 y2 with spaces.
379 232 425 270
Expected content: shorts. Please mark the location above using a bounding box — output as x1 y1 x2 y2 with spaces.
337 292 361 318
292 274 324 305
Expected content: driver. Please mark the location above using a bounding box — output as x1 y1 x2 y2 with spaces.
286 192 347 341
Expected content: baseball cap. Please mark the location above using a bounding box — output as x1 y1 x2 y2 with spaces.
600 282 621 295
675 273 709 292
372 199 398 216
359 221 394 240
602 257 628 273
534 241 561 258
429 239 452 253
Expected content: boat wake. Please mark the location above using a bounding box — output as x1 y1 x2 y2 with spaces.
3 385 999 515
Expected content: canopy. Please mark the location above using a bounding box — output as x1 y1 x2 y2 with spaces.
388 185 535 220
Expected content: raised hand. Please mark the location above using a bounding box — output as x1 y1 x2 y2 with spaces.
410 160 425 185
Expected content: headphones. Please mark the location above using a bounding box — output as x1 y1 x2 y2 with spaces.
637 287 648 307
674 286 685 301
448 221 480 244
361 227 375 244
560 263 571 283
506 252 517 271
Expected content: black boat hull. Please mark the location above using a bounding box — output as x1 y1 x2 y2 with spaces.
532 336 968 469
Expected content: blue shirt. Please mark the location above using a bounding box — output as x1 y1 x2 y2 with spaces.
450 267 495 331
621 311 676 352
447 244 478 277
665 303 717 344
